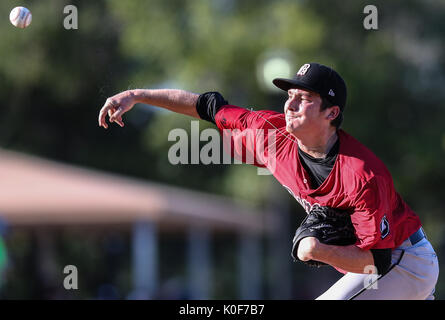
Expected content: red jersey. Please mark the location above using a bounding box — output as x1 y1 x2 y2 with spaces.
215 105 421 251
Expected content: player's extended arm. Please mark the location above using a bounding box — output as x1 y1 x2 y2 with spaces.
98 89 200 129
298 237 375 274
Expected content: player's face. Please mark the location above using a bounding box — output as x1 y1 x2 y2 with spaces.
284 88 328 136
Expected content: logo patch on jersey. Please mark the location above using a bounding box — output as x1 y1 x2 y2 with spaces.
297 64 310 76
380 215 390 239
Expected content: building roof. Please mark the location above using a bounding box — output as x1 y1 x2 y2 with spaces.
0 149 271 233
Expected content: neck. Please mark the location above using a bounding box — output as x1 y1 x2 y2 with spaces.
297 129 338 159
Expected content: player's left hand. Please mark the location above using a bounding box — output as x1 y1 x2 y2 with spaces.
291 206 357 267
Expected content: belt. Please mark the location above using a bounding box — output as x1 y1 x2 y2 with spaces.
408 227 426 245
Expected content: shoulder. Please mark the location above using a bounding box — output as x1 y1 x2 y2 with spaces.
216 105 286 130
338 130 393 187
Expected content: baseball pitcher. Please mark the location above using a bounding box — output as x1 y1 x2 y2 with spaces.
98 62 439 300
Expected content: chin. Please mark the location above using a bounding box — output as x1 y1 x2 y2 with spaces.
286 124 297 135
286 123 304 138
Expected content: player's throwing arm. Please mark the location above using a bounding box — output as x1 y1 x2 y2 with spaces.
98 89 200 129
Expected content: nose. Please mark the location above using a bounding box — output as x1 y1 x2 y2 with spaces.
286 95 300 112
287 103 297 112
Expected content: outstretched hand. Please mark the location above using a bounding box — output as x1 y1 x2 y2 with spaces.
98 91 137 129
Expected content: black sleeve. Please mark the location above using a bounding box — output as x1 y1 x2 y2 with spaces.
370 248 392 274
195 92 229 124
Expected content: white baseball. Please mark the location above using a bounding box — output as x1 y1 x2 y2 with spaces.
9 6 32 29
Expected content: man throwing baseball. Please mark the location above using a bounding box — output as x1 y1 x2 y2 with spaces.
98 62 439 300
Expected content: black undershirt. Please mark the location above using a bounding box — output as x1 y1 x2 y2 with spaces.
196 91 392 274
298 139 339 189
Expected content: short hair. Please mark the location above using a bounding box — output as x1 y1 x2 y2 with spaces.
320 98 343 129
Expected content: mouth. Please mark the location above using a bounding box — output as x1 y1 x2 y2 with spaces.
285 113 300 120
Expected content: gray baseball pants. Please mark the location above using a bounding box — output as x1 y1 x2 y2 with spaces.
316 230 439 300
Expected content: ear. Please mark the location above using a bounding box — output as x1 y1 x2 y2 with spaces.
326 106 340 120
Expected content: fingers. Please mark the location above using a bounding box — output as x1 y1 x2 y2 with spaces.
108 107 116 123
109 106 124 123
98 99 114 129
98 99 125 129
109 109 124 127
115 119 125 127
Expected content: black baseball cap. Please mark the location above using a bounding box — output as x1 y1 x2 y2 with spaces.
273 63 347 110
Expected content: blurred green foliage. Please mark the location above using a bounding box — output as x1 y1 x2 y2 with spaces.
0 0 444 299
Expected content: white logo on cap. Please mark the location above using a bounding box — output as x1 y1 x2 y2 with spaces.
297 64 310 76
328 89 335 96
